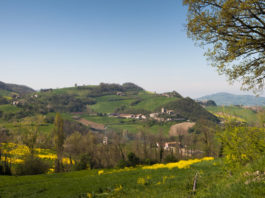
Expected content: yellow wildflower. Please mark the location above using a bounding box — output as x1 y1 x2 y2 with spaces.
146 175 151 180
47 168 55 174
98 170 104 175
137 177 146 185
142 157 214 170
114 185 123 192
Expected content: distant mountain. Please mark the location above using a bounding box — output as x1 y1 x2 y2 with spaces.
0 81 35 96
197 92 265 106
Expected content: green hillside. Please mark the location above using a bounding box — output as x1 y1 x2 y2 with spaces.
0 83 220 135
206 106 261 125
89 92 178 113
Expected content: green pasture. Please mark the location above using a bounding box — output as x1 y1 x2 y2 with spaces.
206 106 259 125
0 159 264 198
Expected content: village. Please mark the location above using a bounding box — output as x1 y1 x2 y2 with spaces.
108 107 186 122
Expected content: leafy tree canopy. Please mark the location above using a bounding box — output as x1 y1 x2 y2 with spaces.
184 0 265 93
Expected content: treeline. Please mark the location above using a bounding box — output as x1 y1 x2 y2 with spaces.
1 112 264 176
0 115 221 175
85 83 144 97
4 82 145 118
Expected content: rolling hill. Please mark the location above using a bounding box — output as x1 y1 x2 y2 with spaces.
0 82 219 135
197 92 265 106
0 81 35 96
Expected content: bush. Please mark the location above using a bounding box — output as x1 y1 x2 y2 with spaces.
220 124 265 168
164 155 178 163
127 152 140 167
0 97 8 105
142 158 158 165
117 160 130 168
44 115 55 123
74 154 90 171
15 155 50 175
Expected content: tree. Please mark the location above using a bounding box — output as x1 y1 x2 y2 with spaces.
183 0 265 93
53 113 65 172
219 124 265 167
19 116 44 155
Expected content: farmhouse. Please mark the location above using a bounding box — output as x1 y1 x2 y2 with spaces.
135 114 147 120
149 113 159 118
116 91 125 96
164 142 178 151
12 101 20 106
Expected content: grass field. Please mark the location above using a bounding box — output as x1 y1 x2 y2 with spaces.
0 105 22 114
89 95 136 113
0 158 264 198
89 92 179 114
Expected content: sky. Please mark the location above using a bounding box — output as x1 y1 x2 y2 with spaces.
0 0 263 98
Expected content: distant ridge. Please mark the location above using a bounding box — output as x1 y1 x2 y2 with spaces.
0 81 35 95
197 92 265 106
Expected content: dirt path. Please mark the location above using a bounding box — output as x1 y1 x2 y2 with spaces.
169 122 195 136
78 118 105 131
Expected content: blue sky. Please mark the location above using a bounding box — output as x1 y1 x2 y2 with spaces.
0 0 262 97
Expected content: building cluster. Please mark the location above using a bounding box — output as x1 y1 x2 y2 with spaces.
108 108 180 122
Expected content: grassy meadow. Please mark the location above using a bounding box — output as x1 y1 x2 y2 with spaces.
0 158 264 198
206 106 260 125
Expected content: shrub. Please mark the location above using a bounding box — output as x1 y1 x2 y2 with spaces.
117 160 129 168
220 124 265 168
164 155 178 163
15 155 50 175
127 152 140 167
74 154 90 171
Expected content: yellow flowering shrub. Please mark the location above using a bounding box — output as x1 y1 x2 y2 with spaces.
137 177 146 185
142 157 214 170
137 175 151 185
114 185 123 192
0 143 72 165
98 170 104 175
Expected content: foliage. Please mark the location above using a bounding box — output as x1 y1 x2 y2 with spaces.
184 0 265 93
164 154 179 163
73 154 90 171
14 155 50 175
22 93 96 114
19 115 45 155
53 113 65 172
219 124 265 167
127 152 140 167
0 96 8 105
